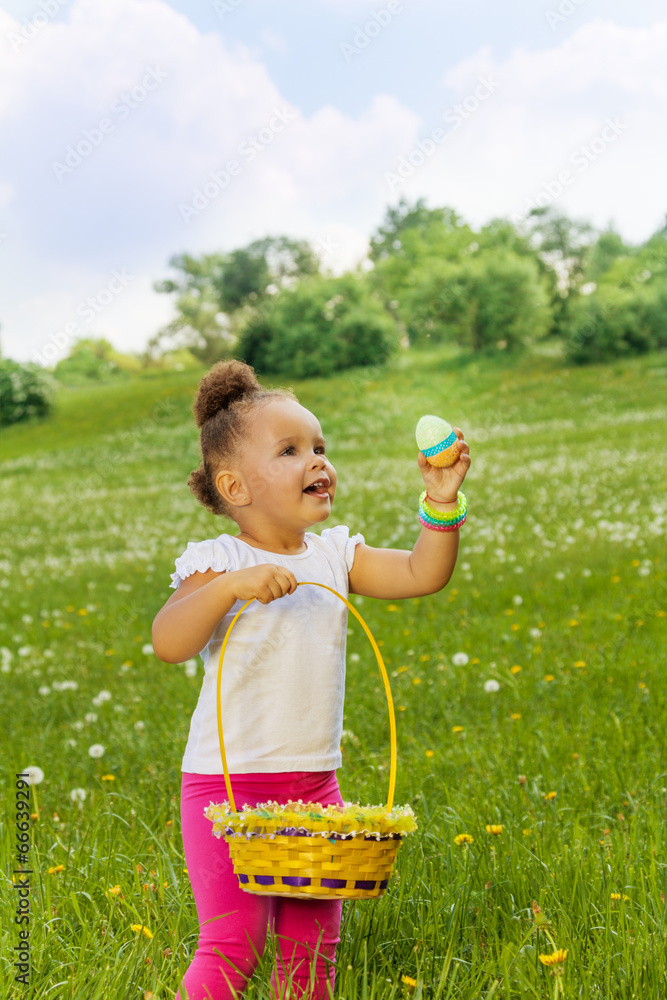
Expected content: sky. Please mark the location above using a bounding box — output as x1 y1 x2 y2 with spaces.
0 0 666 364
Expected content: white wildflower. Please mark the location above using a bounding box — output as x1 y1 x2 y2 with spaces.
484 679 500 693
141 643 153 655
134 721 145 732
38 685 51 696
85 712 98 723
22 614 33 625
512 595 523 606
530 628 542 639
22 766 44 785
70 788 87 808
184 660 197 678
452 652 469 666
88 744 105 758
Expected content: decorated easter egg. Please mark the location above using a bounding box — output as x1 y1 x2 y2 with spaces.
416 414 459 467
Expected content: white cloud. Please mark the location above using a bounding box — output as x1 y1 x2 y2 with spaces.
385 19 667 243
0 0 417 361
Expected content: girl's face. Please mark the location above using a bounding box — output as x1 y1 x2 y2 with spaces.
239 399 337 526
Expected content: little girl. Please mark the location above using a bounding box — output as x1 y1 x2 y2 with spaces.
152 359 470 1000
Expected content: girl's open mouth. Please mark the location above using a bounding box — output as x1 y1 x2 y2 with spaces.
303 480 330 499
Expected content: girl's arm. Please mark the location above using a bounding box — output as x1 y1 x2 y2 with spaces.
152 564 297 663
349 428 471 600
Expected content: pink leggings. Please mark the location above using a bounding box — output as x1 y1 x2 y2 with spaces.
177 770 344 1000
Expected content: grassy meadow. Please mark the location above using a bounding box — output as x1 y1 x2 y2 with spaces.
0 343 666 999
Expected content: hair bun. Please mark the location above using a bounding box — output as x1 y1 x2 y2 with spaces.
192 359 261 428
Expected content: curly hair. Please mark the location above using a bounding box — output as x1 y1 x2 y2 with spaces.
188 359 298 518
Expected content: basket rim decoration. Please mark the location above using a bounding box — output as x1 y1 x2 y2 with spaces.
205 581 417 900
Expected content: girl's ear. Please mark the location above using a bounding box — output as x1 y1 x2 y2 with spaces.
215 469 250 507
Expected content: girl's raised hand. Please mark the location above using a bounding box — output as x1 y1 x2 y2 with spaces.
229 565 298 605
417 427 471 502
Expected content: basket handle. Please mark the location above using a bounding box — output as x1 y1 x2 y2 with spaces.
216 581 397 815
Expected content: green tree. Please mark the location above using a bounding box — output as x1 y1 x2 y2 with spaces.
151 237 319 363
402 250 552 352
515 206 597 335
237 272 400 379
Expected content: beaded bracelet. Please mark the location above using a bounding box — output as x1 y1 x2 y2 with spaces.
418 489 467 532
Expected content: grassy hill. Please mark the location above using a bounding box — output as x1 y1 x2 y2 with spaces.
1 344 666 998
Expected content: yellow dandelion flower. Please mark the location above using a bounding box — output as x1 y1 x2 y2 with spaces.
419 654 430 662
544 791 557 801
77 608 88 616
657 610 666 617
101 774 115 781
610 892 630 901
398 705 406 712
539 949 567 966
523 829 532 836
485 824 503 835
452 725 464 733
401 975 417 987
412 677 421 685
470 657 480 664
425 749 434 757
611 576 620 583
510 665 522 674
574 660 586 668
510 624 520 631
48 865 65 875
107 885 122 896
397 665 409 673
387 604 399 612
511 713 522 720
454 833 474 846
569 619 578 626
544 674 555 682
130 924 153 939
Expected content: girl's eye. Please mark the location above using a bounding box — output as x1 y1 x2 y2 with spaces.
282 445 325 455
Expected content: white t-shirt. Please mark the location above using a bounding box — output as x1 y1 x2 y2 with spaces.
169 525 365 774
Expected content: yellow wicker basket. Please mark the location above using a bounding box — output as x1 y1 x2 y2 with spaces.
205 581 417 900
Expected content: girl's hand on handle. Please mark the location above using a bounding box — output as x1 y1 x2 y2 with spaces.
229 565 298 605
417 427 471 503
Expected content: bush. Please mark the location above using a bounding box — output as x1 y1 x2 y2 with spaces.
401 250 552 351
564 285 667 364
0 360 55 427
237 274 400 379
53 338 137 385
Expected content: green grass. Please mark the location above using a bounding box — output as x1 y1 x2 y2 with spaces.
1 344 666 998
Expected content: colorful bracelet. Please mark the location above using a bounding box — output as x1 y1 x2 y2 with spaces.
418 489 467 532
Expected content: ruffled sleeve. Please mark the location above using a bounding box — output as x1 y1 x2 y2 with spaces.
320 524 365 573
169 538 232 589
